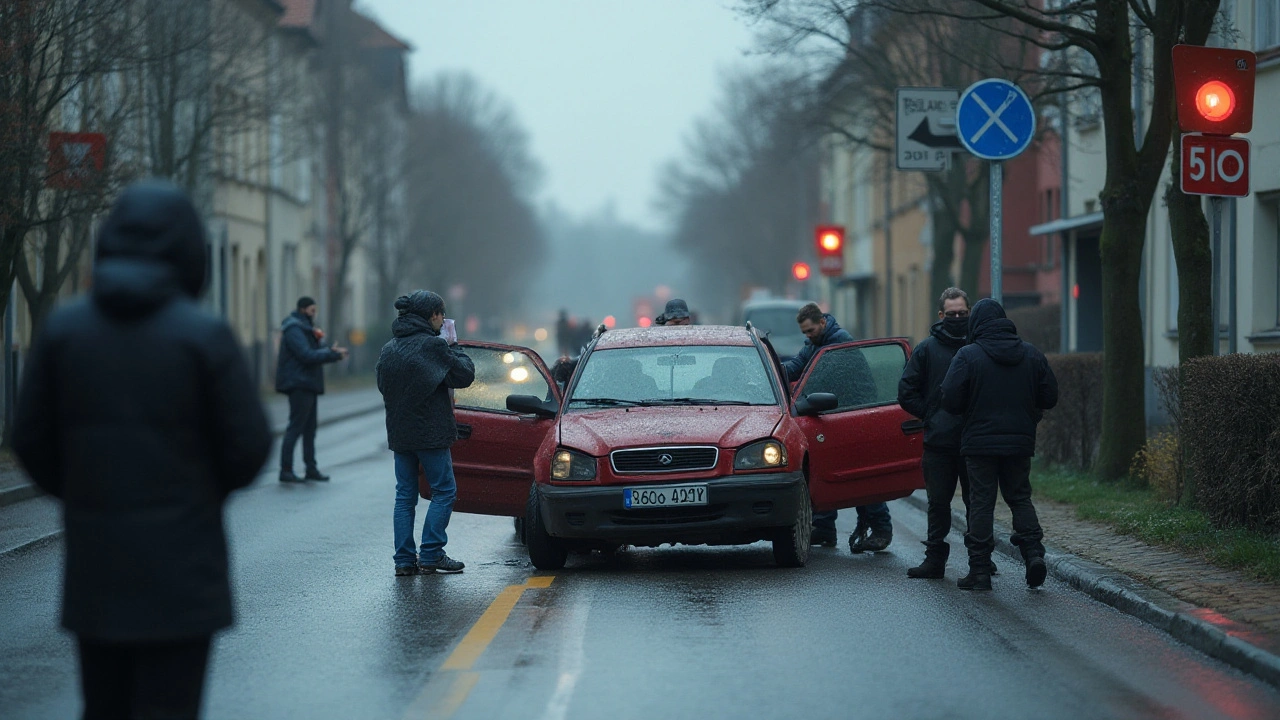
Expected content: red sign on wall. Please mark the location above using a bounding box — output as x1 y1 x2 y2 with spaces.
47 132 107 189
1180 133 1250 198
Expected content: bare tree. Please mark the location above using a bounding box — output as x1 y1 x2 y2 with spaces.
0 0 136 329
657 64 821 322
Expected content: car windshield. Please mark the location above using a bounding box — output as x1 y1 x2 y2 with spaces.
569 345 777 407
745 308 805 357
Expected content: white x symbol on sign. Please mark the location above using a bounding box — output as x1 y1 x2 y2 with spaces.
970 91 1019 144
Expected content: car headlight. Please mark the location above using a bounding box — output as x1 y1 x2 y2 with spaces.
551 448 597 481
734 439 787 471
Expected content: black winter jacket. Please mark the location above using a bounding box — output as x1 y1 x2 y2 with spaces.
275 310 341 394
940 299 1058 457
898 320 967 452
782 314 854 381
12 180 272 642
375 291 476 452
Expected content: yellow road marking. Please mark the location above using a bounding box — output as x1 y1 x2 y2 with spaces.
411 575 556 719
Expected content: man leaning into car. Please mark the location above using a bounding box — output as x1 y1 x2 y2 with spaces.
783 303 893 553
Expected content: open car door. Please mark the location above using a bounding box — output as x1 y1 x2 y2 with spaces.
418 341 560 517
791 338 924 512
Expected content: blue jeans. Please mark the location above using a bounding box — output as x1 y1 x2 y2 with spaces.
813 503 892 533
393 449 457 567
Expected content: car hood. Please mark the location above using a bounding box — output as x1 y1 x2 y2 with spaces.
558 406 784 456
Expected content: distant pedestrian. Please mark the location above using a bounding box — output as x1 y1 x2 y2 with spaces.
275 296 348 483
940 298 1058 591
655 298 693 326
782 303 891 552
898 287 988 578
555 308 573 356
12 179 272 720
376 290 476 576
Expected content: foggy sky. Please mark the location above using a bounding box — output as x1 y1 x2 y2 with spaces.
358 0 759 232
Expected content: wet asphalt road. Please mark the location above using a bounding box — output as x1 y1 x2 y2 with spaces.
3 411 1280 719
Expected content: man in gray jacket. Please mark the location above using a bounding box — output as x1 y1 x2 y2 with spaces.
376 291 476 576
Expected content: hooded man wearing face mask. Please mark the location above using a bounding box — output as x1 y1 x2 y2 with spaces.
940 298 1058 592
897 287 988 580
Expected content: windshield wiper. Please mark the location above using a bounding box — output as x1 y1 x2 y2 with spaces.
570 397 645 407
644 397 753 406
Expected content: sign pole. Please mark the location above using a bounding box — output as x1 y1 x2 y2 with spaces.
990 161 1003 304
1210 195 1222 356
884 162 893 336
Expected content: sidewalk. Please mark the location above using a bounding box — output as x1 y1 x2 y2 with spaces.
0 387 384 510
904 486 1280 689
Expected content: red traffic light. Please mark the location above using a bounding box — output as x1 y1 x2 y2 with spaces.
792 262 811 281
815 225 844 255
1173 44 1255 135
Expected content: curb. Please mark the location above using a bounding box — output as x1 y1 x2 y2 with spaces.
902 492 1280 689
0 400 384 511
0 529 63 558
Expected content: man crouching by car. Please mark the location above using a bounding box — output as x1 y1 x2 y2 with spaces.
376 290 475 577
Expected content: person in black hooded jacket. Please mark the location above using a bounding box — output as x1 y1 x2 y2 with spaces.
12 180 272 719
376 290 475 576
897 287 982 579
940 298 1058 591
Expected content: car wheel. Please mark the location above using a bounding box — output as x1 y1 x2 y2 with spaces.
526 485 567 571
772 483 812 568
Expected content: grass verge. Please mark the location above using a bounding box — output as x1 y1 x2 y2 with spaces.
1033 464 1280 584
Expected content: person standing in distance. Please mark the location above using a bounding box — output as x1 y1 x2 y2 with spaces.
940 298 1058 591
276 296 348 483
376 290 476 576
897 287 988 578
13 180 273 719
781 303 892 552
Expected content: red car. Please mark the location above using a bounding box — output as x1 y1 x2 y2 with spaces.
423 325 924 570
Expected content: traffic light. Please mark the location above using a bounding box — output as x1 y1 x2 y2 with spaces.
1173 44 1256 135
814 225 845 277
792 262 811 281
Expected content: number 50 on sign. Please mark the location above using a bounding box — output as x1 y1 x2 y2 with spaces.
1181 134 1250 197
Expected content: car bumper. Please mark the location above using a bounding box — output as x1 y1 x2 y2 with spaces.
537 472 806 545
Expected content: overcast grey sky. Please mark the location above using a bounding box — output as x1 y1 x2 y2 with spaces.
359 0 760 231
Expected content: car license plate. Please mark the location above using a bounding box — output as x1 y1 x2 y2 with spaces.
624 485 707 509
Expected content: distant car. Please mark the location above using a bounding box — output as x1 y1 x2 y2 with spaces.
741 298 811 362
423 326 924 570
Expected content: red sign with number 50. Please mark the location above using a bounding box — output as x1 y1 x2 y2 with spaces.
1181 133 1250 197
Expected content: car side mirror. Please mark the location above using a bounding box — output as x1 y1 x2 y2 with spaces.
506 394 557 418
794 392 838 416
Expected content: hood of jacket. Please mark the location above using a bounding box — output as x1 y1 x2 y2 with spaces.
92 180 207 318
281 310 313 332
930 319 967 348
818 314 847 347
968 298 1025 366
391 290 444 338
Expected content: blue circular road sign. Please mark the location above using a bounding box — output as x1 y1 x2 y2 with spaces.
956 79 1036 160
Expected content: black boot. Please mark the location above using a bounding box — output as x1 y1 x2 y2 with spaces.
861 526 893 552
279 470 305 483
907 555 947 579
810 527 837 547
847 523 869 554
957 571 992 591
1025 557 1047 588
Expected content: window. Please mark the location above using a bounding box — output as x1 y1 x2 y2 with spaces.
1257 0 1279 51
1263 198 1280 329
570 346 777 407
800 343 906 412
453 347 553 412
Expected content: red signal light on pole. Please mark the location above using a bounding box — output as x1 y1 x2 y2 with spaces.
792 262 811 281
814 225 845 277
1173 45 1255 135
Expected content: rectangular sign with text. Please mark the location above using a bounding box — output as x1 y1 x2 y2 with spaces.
1181 133 1250 197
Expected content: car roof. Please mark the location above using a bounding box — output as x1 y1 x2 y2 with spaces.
592 325 757 349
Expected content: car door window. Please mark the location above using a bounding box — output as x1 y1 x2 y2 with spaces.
454 346 555 411
800 343 906 412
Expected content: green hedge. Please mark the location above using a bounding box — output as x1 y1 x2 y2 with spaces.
1182 353 1280 532
1036 353 1103 470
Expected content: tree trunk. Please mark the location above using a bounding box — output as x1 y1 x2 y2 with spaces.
929 204 956 309
1094 207 1149 480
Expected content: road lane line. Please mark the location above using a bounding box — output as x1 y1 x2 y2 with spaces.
408 575 556 719
543 587 591 720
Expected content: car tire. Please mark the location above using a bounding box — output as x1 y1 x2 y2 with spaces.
526 485 567 571
772 483 812 568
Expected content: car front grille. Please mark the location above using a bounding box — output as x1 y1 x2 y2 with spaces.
610 446 719 474
607 505 728 525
